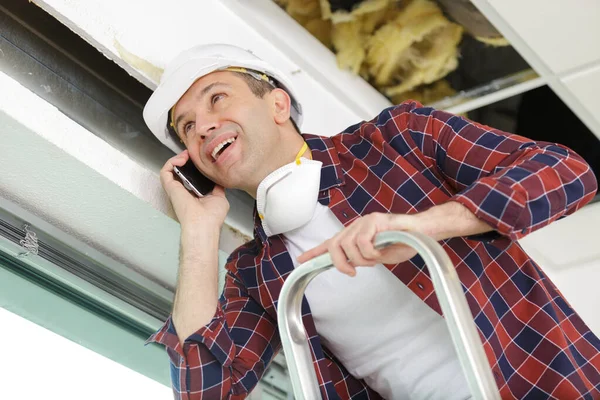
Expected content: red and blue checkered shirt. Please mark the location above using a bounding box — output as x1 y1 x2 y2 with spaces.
148 101 600 399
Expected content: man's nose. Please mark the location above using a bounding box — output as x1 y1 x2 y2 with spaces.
194 114 221 140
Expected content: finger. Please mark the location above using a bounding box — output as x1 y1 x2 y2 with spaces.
329 241 356 277
381 243 418 260
162 150 189 171
357 233 381 260
160 151 189 183
209 184 227 198
346 217 381 261
297 242 329 264
341 239 376 267
173 149 190 164
160 164 177 187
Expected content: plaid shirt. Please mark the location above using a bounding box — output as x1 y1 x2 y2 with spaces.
148 101 600 399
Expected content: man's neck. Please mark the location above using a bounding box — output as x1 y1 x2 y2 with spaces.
246 135 312 199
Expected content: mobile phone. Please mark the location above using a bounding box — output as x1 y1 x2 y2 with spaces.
173 160 215 197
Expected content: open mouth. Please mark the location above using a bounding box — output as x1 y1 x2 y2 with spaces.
211 137 236 162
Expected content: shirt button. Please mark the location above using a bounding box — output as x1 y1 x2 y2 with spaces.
341 211 349 218
416 282 425 290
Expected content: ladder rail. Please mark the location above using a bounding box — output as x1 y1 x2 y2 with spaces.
276 231 500 400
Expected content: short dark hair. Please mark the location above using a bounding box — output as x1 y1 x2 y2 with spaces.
234 72 301 133
232 71 275 98
166 70 299 140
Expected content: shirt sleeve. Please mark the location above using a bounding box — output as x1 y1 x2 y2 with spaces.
146 269 280 399
380 101 598 241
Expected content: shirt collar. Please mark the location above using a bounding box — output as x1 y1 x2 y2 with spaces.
253 133 345 243
303 133 345 192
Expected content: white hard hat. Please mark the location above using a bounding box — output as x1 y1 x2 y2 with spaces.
143 43 303 154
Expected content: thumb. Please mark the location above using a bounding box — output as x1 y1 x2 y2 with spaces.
210 184 226 198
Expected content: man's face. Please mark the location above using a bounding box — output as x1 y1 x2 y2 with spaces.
172 71 283 192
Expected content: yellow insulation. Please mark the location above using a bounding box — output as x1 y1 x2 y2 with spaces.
391 79 456 105
320 0 391 22
276 0 468 103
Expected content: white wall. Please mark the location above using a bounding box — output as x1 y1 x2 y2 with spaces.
0 307 172 400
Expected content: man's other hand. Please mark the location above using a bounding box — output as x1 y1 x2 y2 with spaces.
297 202 493 277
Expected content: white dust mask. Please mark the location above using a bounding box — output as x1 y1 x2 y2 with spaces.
256 142 322 237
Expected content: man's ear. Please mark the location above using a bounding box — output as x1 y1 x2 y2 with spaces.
271 88 292 125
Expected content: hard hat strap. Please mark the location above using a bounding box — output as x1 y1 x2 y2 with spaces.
223 66 275 86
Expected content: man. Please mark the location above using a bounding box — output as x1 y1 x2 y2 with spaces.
143 44 600 399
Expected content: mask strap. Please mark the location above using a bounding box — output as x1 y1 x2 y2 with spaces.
258 142 310 221
295 142 309 165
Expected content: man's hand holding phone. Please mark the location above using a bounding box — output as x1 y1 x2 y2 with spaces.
161 151 227 343
160 150 230 229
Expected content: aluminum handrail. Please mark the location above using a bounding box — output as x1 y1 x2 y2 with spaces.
277 231 500 400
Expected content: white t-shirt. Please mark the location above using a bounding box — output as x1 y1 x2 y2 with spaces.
282 202 472 400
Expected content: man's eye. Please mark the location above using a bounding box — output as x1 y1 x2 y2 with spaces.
183 122 195 135
211 93 225 105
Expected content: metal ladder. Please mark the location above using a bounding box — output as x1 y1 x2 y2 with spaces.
277 231 501 400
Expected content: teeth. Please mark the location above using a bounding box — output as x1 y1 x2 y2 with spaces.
211 138 235 160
